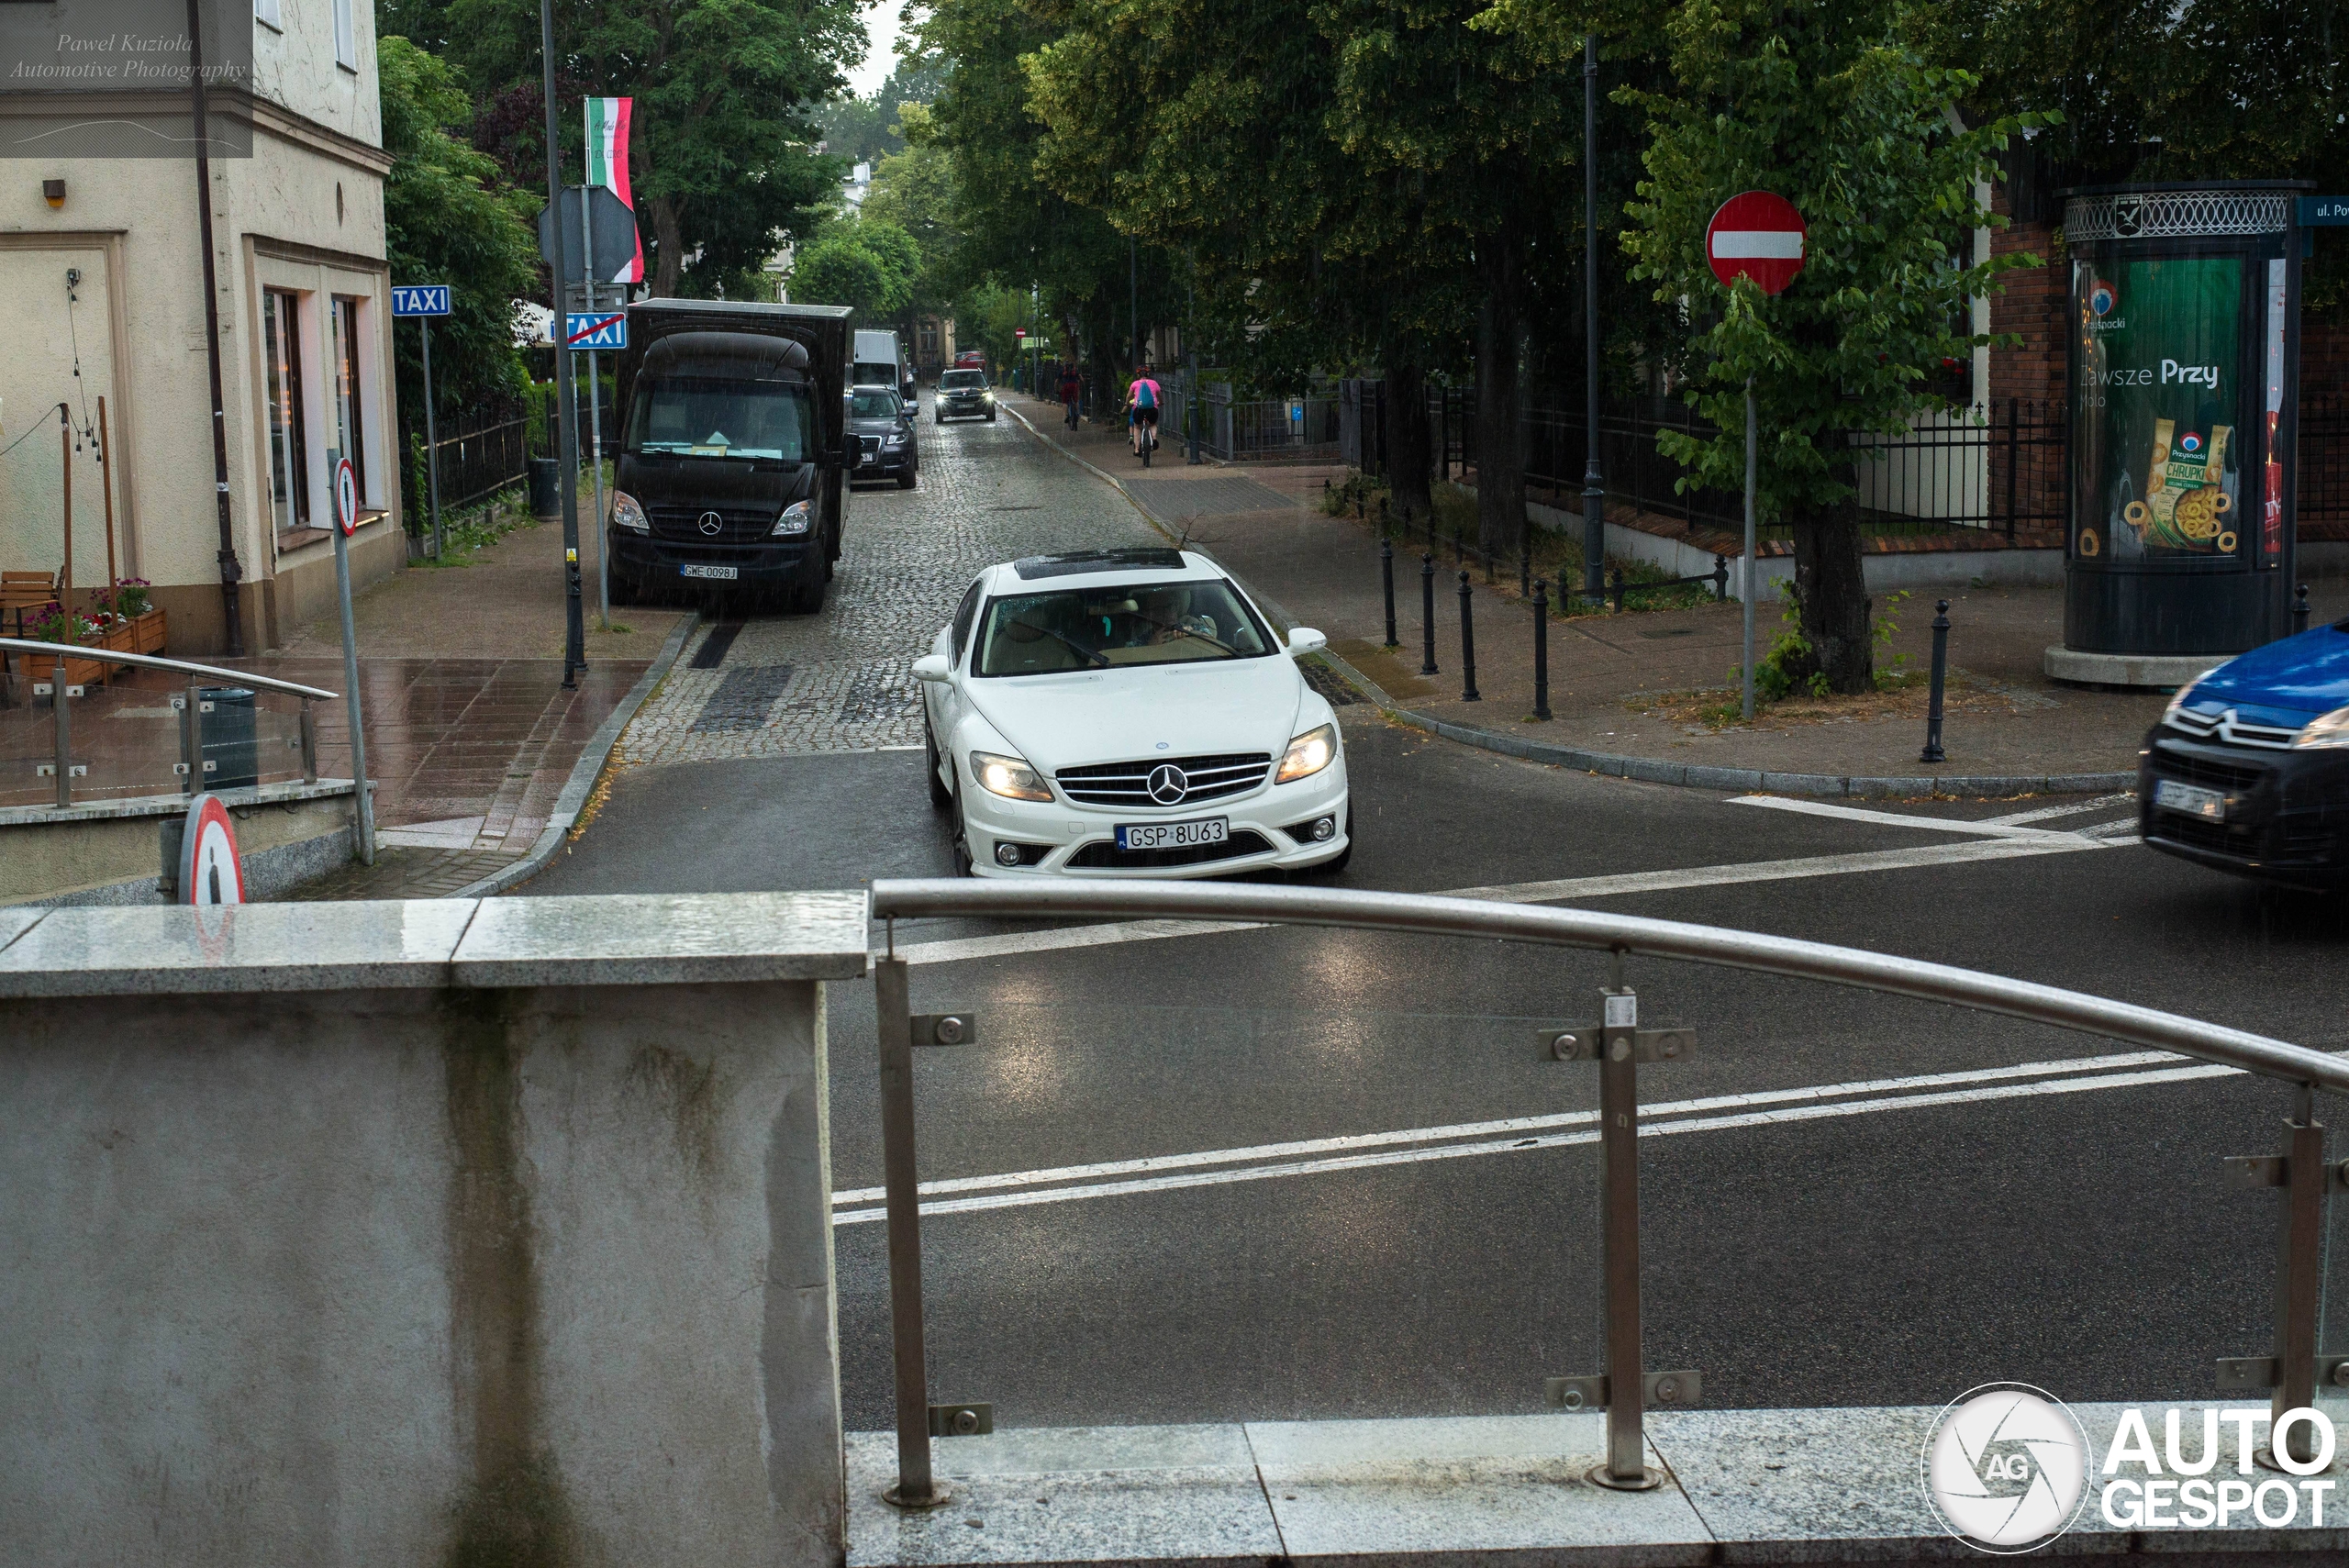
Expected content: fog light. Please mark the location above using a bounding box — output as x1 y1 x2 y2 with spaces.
995 842 1022 867
1310 816 1336 841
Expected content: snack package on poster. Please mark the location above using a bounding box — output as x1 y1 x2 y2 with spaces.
2121 418 2236 554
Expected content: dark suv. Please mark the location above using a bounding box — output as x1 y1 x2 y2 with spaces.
936 368 996 423
847 385 918 488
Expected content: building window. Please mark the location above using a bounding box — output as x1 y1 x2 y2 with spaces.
254 0 281 31
262 289 309 533
330 296 369 502
332 0 355 69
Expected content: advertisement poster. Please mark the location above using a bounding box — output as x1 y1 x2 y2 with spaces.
2072 256 2245 562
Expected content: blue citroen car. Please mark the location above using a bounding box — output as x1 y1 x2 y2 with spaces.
2140 618 2349 888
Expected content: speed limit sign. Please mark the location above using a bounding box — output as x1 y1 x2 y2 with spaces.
333 455 360 536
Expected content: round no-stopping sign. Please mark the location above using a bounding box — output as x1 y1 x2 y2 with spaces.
1707 191 1807 296
334 456 360 536
179 793 247 906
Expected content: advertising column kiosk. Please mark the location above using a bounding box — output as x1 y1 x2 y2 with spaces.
2056 183 2307 680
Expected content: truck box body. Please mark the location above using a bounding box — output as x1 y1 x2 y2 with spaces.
608 300 853 607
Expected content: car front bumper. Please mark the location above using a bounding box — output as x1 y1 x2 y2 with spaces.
938 397 993 419
2139 729 2349 888
852 444 916 482
959 756 1350 878
607 527 821 588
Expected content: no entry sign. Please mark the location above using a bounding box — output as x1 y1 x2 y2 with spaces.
1707 192 1807 296
334 456 359 536
179 794 247 906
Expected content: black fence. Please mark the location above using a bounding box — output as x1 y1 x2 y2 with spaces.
427 413 535 514
2302 392 2348 524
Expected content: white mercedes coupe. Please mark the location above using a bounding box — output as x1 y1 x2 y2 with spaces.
912 547 1352 878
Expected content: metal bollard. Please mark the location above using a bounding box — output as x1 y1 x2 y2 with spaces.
1458 570 1480 702
2293 584 2310 636
1920 599 1951 764
1712 555 1729 602
1532 580 1552 720
1419 553 1440 675
1610 566 1626 615
1381 539 1399 650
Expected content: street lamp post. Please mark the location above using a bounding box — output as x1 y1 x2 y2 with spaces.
540 0 585 689
1580 34 1606 605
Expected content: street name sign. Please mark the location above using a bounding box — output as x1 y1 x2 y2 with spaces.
391 284 451 317
565 312 628 350
2300 198 2349 226
1707 192 1807 295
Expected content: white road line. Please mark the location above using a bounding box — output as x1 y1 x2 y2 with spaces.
831 1047 2188 1208
1981 793 2134 827
893 835 2107 967
830 1060 2235 1224
1728 795 2085 840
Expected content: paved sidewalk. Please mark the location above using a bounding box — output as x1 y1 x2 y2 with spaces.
228 504 690 896
1004 392 2347 791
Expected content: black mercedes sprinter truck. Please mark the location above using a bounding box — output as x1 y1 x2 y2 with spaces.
607 300 852 611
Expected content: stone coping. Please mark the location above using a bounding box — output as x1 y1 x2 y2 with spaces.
848 1407 2349 1568
0 889 871 996
0 777 357 829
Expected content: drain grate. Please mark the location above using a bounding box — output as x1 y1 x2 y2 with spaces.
689 619 746 670
690 664 795 733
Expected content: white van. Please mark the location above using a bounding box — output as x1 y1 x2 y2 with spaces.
852 328 916 408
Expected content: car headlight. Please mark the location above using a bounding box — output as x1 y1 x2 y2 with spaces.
771 500 812 538
2293 706 2349 750
1275 723 1338 784
612 491 650 533
982 390 995 403
885 430 907 448
2160 682 2199 727
971 751 1052 801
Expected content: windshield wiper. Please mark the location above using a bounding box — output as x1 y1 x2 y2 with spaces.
1008 621 1109 668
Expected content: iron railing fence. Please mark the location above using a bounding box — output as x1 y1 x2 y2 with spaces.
862 877 2349 1508
2301 391 2349 525
426 413 535 516
1190 383 1343 462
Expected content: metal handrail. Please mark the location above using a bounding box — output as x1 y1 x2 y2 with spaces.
863 876 2343 1504
869 878 2342 1091
0 638 340 701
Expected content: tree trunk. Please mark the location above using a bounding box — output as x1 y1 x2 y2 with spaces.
1385 358 1431 518
651 195 685 298
1789 505 1874 694
1473 240 1527 562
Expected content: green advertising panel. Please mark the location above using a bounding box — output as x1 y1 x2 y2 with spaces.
2071 255 2246 564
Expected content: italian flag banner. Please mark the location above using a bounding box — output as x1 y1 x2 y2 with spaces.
584 97 643 284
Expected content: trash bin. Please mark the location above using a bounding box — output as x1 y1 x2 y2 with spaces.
529 456 562 518
198 686 258 790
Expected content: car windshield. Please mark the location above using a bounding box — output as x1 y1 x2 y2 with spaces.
941 371 987 390
974 580 1273 677
626 376 809 461
852 361 897 386
849 390 902 419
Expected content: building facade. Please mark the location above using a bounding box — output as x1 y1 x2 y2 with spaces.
0 0 401 656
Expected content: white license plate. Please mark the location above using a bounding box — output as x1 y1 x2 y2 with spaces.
1117 817 1228 851
680 563 739 581
2154 778 2227 819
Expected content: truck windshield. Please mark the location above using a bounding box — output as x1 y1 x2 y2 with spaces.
627 375 809 461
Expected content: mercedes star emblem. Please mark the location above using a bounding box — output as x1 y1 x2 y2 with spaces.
698 510 724 536
1146 763 1188 806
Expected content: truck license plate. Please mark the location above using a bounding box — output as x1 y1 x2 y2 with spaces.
1117 817 1228 851
680 563 739 581
2154 778 2227 820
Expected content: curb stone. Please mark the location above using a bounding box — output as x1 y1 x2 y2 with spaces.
451 609 703 898
1003 403 2133 802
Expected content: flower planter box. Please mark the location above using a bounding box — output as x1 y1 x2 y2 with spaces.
131 608 165 654
61 652 111 688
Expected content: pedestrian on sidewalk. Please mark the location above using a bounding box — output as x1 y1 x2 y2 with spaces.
1059 362 1082 430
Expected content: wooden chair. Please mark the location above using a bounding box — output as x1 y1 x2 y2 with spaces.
2 570 60 700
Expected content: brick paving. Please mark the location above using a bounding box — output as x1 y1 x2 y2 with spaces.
618 414 1163 764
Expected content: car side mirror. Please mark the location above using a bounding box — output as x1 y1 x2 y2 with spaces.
1286 628 1328 658
912 654 952 684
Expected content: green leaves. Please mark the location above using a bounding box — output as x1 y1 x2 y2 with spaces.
791 219 923 318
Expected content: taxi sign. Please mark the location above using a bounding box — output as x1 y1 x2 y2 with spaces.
179 793 246 906
391 284 451 317
333 455 359 537
565 311 628 350
1707 191 1807 296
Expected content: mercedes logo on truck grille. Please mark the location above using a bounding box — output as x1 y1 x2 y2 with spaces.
1146 764 1189 805
698 511 724 536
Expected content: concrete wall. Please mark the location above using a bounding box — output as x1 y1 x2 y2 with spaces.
0 893 865 1568
0 782 357 906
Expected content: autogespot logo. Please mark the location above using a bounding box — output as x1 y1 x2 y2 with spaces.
1921 1384 2089 1552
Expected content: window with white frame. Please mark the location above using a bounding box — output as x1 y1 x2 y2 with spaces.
333 0 355 70
254 0 281 32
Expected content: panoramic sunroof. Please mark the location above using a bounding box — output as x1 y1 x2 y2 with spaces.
1010 548 1188 580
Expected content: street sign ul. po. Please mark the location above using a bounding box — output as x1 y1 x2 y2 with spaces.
1707 192 1807 295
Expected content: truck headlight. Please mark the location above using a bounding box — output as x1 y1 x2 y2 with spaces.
612 491 650 533
1275 723 1337 783
2293 706 2349 750
971 751 1052 801
771 500 813 537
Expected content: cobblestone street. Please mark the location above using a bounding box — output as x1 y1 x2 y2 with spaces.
618 411 1163 765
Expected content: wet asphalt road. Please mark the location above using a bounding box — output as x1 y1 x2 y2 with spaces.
529 415 2349 1435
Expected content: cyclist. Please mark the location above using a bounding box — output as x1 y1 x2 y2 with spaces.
1058 362 1082 430
1126 368 1163 459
